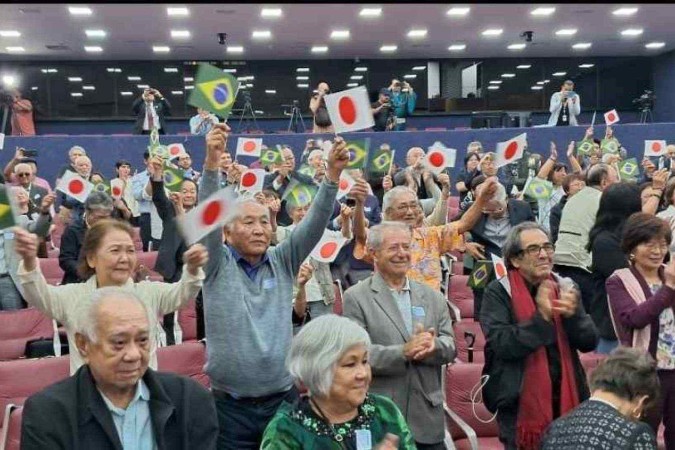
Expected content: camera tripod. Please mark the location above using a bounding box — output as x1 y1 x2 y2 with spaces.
287 101 306 133
0 105 8 136
235 92 260 134
639 107 653 124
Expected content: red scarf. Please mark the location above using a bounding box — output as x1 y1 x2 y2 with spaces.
508 270 580 449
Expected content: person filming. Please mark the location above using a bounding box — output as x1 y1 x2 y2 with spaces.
548 79 580 127
372 88 396 132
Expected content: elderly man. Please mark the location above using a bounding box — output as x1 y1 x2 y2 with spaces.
479 222 598 449
56 145 87 182
306 148 326 183
12 162 49 207
3 148 52 192
200 123 349 449
21 287 218 449
344 221 455 449
57 155 94 223
394 147 441 205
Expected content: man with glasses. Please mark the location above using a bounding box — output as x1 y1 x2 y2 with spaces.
13 163 48 208
480 222 598 450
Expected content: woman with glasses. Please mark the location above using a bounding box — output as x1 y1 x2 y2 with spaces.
606 212 675 448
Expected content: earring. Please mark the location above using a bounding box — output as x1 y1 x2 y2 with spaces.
629 254 636 261
631 406 642 420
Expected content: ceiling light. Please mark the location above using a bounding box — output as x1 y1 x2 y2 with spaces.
82 85 95 90
261 8 282 18
68 77 82 82
106 67 121 73
544 79 550 83
380 45 397 52
412 66 426 71
347 83 358 87
508 43 526 50
487 86 500 90
517 64 531 69
71 92 83 97
359 7 382 17
613 7 638 16
42 68 58 73
85 30 106 38
331 30 350 39
2 75 16 86
167 7 189 17
137 84 149 89
171 30 191 39
164 67 178 73
297 83 309 88
31 86 38 91
355 67 368 72
448 44 466 51
537 81 545 85
68 6 92 16
645 42 666 49
153 46 170 53
296 76 309 80
185 85 194 90
171 91 183 95
254 110 264 115
237 76 247 81
265 89 276 94
621 28 643 36
531 86 544 90
482 29 503 36
311 46 328 53
296 67 310 72
552 71 567 76
238 84 247 89
252 30 272 39
446 7 470 16
84 46 102 52
572 42 592 49
407 29 428 38
555 28 577 36
127 76 141 81
120 91 133 96
223 68 237 73
531 7 556 16
501 73 516 78
246 75 255 80
489 80 503 84
0 31 21 37
226 46 244 54
350 75 363 80
578 63 595 68
403 74 417 79
246 83 253 88
6 47 25 52
183 77 193 82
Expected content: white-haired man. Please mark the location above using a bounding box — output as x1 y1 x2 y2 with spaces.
13 162 49 206
56 146 87 183
307 148 326 183
393 147 441 206
21 287 218 450
199 123 349 449
344 221 455 450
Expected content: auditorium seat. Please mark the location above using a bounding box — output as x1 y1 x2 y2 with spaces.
448 196 460 209
156 341 209 388
579 351 607 382
445 363 501 450
0 404 22 450
177 299 198 342
453 320 485 364
135 251 158 269
132 228 144 252
332 280 344 315
0 308 55 360
448 275 474 321
39 258 64 285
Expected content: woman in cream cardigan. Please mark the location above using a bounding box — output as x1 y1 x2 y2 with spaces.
13 218 207 374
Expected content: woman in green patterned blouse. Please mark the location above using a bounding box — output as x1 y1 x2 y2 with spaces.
261 314 417 449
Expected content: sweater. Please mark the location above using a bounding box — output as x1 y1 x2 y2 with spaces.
200 168 337 397
553 186 602 271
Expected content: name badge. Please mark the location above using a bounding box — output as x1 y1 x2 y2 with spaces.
395 117 406 124
411 306 426 319
355 429 372 450
262 278 276 290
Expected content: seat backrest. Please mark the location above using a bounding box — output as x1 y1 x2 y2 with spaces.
449 275 474 319
156 341 209 388
132 228 144 252
446 363 499 439
0 308 55 360
4 405 23 450
448 196 460 209
0 355 70 425
177 299 198 342
453 320 486 364
332 281 343 315
579 351 607 382
136 251 158 269
38 258 64 282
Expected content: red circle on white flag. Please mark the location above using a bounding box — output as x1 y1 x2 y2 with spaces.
112 186 122 197
320 242 338 259
202 201 222 226
504 142 519 160
339 179 350 191
652 142 662 152
495 262 507 278
243 141 257 153
338 96 357 125
607 112 616 122
241 172 257 188
68 179 84 195
169 145 181 156
428 151 445 167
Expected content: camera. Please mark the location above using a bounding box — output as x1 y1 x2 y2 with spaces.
521 31 533 42
632 90 656 111
0 88 14 107
217 33 227 45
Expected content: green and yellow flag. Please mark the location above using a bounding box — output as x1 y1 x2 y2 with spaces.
618 157 640 181
282 179 318 209
163 161 185 193
467 260 493 289
344 138 370 169
93 182 110 194
576 139 594 156
601 138 619 155
369 147 394 174
0 185 17 231
260 145 285 166
524 177 554 200
297 164 316 178
188 63 239 119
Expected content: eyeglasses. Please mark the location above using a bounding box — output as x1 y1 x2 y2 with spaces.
639 242 669 253
394 202 419 213
519 243 555 257
16 173 31 178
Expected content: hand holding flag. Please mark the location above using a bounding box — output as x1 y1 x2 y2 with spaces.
325 136 351 183
645 140 667 157
494 133 527 168
56 171 94 204
324 86 375 133
188 63 239 119
204 124 230 170
177 187 236 245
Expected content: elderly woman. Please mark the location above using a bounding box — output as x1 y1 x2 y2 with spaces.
57 155 94 223
456 152 481 202
261 314 415 449
606 212 675 448
541 347 659 449
13 218 206 374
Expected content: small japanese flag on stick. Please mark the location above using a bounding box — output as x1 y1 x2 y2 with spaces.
238 169 266 195
494 133 527 168
424 142 457 174
167 143 186 159
644 140 667 157
491 253 511 296
110 179 124 200
236 137 263 158
604 109 620 125
324 86 375 133
178 188 236 245
310 231 348 263
337 171 356 200
56 171 94 203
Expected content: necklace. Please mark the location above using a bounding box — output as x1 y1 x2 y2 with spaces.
310 398 348 446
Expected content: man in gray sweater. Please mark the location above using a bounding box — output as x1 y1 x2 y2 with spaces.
199 123 349 449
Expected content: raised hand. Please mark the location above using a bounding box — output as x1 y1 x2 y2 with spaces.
205 123 230 170
350 178 369 204
40 192 56 214
326 136 350 183
182 243 209 276
13 227 39 271
297 262 314 286
382 174 393 192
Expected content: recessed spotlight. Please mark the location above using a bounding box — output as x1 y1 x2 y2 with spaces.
380 45 397 52
487 86 500 90
106 67 121 73
517 64 532 69
127 76 141 81
355 67 368 72
552 71 567 76
482 29 503 36
531 86 544 90
330 30 350 39
68 77 82 82
537 81 545 85
489 80 503 84
359 7 382 17
531 7 556 16
245 75 255 81
137 84 149 89
572 42 592 49
403 74 417 79
412 66 426 71
544 79 550 83
645 42 666 49
68 6 92 16
311 46 328 53
171 91 184 95
261 8 282 18
297 83 309 88
152 46 170 53
296 76 309 80
579 63 595 68
446 7 470 16
407 29 428 38
167 7 189 17
6 46 25 52
252 30 272 39
621 28 643 36
501 73 516 78
350 75 364 80
555 28 577 36
85 30 106 38
613 7 638 16
183 77 193 82
184 85 194 90
0 31 21 37
226 46 244 54
223 68 237 73
164 68 178 73
171 30 191 39
508 43 526 50
82 85 95 90
84 46 103 52
296 67 310 72
246 83 253 88
120 91 133 96
31 86 38 91
71 92 83 97
254 110 264 115
265 89 276 94
448 44 466 51
347 83 358 88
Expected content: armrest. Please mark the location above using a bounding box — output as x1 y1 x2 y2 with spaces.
444 403 479 450
0 404 17 449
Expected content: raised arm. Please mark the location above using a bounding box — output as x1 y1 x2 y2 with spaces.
453 177 497 234
537 142 557 180
549 92 561 114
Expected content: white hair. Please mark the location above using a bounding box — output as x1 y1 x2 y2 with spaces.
13 163 32 175
286 314 371 397
75 155 92 165
308 149 324 162
69 145 86 157
366 221 411 251
223 197 270 229
382 186 416 219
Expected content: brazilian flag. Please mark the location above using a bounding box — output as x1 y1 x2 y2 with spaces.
163 161 185 193
93 182 110 194
188 63 239 119
601 138 619 155
525 178 554 200
467 260 493 289
282 179 318 209
260 146 284 166
344 138 370 169
618 157 639 181
0 185 17 231
369 148 394 174
576 139 594 156
298 164 316 178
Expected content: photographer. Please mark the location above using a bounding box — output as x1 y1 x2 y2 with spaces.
547 79 581 127
371 88 396 132
9 89 35 136
388 78 417 131
309 81 334 134
132 87 171 135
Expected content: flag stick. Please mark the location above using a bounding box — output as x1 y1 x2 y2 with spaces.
591 111 596 126
388 150 396 177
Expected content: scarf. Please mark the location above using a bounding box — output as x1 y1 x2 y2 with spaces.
508 270 580 449
609 268 652 351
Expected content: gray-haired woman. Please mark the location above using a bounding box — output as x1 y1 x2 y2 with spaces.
541 347 659 449
261 314 416 449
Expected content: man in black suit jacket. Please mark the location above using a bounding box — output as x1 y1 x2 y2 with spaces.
21 287 218 450
13 162 48 207
132 88 171 135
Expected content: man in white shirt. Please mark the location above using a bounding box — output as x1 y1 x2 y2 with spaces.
132 88 171 135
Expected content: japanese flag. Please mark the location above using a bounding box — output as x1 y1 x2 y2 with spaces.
604 109 620 125
645 140 667 157
324 86 375 133
310 231 348 263
110 179 125 200
167 143 186 159
56 171 94 203
238 169 266 195
337 171 355 200
494 133 527 168
491 254 511 296
236 137 263 157
424 142 457 174
178 188 236 245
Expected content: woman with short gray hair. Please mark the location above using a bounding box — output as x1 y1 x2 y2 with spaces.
261 314 416 449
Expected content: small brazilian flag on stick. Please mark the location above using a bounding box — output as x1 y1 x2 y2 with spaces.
297 164 316 178
260 145 284 166
344 138 370 169
524 177 554 200
618 157 640 181
282 179 318 209
601 138 619 155
188 63 239 119
369 148 394 174
576 139 594 156
93 182 110 194
163 161 185 193
0 185 18 231
467 260 493 289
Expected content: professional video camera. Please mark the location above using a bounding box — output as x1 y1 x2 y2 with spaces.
0 88 14 108
632 90 656 112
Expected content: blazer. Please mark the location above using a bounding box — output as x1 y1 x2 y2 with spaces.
132 97 172 135
469 199 535 259
547 92 581 127
23 184 48 208
151 179 186 282
343 273 456 444
58 218 86 285
21 365 218 450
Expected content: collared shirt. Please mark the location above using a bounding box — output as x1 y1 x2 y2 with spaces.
142 101 161 131
0 232 8 275
227 244 270 281
183 167 201 182
389 277 413 335
98 380 157 450
189 113 219 136
131 170 153 214
537 185 565 233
